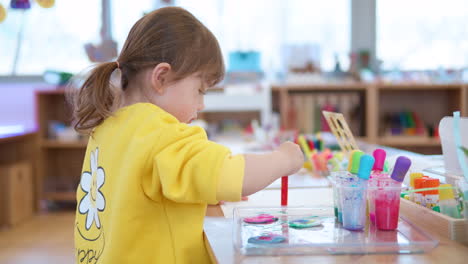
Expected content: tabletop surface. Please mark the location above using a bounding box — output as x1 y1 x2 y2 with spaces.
0 126 36 143
204 139 466 263
204 213 468 264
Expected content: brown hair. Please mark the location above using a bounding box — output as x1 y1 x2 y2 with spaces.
71 7 225 134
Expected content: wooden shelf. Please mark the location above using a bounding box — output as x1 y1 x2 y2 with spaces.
378 136 440 147
34 88 67 95
36 90 87 204
40 139 87 148
378 83 463 90
44 191 76 202
272 83 366 91
272 82 464 154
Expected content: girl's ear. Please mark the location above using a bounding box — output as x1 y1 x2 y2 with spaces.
150 63 172 95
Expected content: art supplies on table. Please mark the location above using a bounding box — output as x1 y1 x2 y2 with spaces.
322 111 359 155
281 176 288 206
439 184 462 219
294 132 342 177
399 178 468 244
401 172 463 219
331 148 412 231
233 207 437 256
368 154 411 230
339 154 374 231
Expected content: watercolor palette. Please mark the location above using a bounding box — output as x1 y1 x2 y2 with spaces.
233 207 438 256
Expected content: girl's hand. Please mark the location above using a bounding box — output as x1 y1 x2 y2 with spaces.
277 141 303 175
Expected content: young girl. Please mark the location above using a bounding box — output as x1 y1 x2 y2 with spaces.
72 7 303 264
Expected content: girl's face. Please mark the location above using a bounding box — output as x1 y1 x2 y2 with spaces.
156 72 207 124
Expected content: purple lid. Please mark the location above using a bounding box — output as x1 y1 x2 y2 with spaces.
390 156 411 182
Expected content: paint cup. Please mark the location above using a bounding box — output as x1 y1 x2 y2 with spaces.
368 173 389 224
330 171 354 223
338 178 368 231
372 184 403 231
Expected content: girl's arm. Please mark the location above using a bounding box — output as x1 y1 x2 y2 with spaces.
241 141 304 196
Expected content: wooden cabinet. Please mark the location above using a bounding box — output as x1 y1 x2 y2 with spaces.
273 83 468 154
0 131 38 226
0 162 34 226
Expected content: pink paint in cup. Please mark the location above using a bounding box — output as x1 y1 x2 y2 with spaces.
373 156 411 231
374 186 402 230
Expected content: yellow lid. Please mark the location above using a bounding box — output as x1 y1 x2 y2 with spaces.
409 172 423 188
439 184 455 200
0 4 6 23
404 195 410 200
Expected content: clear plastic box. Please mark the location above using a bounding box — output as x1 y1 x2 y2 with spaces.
233 207 438 256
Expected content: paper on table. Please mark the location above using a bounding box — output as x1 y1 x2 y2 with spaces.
220 188 333 218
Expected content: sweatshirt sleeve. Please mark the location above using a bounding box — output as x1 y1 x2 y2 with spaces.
145 123 244 204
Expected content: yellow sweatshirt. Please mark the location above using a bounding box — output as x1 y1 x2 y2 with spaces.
74 103 244 264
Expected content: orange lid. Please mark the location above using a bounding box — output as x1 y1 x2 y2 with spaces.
414 178 426 193
423 178 440 195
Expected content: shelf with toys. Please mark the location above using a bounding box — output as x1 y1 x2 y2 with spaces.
35 89 86 205
272 83 468 154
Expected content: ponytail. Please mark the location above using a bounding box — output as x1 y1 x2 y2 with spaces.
71 61 119 135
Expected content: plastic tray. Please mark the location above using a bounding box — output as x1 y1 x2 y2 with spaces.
233 207 438 256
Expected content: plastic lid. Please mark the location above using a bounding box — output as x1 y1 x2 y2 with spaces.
414 178 426 192
357 155 375 180
347 150 361 172
349 150 364 174
390 156 412 182
372 149 386 172
423 178 440 195
439 184 455 200
410 172 424 188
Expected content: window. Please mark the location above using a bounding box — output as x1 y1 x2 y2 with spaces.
377 0 468 70
176 0 350 73
111 0 155 52
1 0 351 76
0 0 101 75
